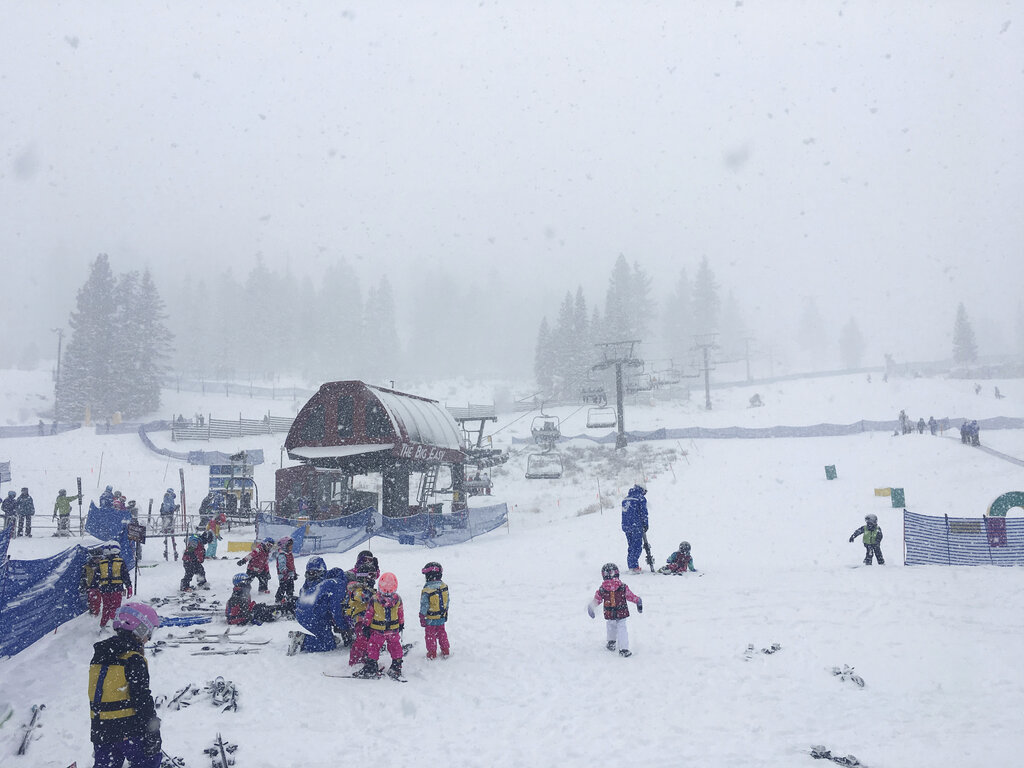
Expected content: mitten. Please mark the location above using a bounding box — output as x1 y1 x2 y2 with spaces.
236 559 246 566
362 625 372 638
637 600 643 614
419 615 426 627
126 587 133 598
142 717 162 755
399 623 404 632
586 603 595 619
848 536 855 543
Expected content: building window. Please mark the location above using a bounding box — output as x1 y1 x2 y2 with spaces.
337 396 354 438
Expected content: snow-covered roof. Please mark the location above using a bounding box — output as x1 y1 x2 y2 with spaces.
370 386 463 450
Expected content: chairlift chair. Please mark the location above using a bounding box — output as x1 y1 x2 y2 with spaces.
586 406 617 429
530 415 561 449
525 451 564 480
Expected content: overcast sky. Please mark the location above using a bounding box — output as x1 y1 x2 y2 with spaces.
2 1 1022 368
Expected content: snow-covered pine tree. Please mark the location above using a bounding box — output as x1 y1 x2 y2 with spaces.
603 254 633 341
132 269 173 416
952 302 978 365
111 269 141 416
838 317 865 370
56 254 118 422
572 287 592 375
534 317 555 390
797 296 828 369
691 256 720 338
662 268 693 366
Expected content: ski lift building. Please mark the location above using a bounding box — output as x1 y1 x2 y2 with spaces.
279 381 468 518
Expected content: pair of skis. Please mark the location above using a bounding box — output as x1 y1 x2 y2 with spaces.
324 642 415 682
203 733 237 768
743 642 782 660
16 703 45 755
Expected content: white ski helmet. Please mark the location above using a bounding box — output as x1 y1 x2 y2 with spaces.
864 513 878 525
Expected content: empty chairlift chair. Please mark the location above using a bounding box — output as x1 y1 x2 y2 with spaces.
525 451 563 480
586 406 617 429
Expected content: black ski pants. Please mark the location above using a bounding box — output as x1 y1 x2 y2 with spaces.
863 543 884 565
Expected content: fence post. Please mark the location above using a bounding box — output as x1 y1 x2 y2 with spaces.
208 416 212 441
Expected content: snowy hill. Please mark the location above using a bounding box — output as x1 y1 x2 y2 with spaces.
1 371 1023 767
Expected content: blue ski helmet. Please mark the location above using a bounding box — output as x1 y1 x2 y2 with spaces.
306 556 326 573
232 573 250 587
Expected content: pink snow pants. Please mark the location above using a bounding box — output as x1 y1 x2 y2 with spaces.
424 625 450 658
366 630 403 662
99 591 123 627
349 632 371 666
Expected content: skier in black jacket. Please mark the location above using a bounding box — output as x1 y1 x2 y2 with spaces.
88 603 163 767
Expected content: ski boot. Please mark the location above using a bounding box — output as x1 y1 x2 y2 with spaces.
619 649 632 658
286 631 305 656
387 659 404 681
606 640 616 652
353 659 381 679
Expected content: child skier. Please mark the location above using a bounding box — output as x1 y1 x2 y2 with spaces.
345 568 377 666
204 512 227 559
659 541 697 574
226 574 277 626
97 542 133 628
354 571 405 679
587 563 643 657
419 561 450 660
179 531 209 591
236 538 273 593
274 536 298 604
81 546 105 616
849 513 884 565
52 488 82 536
88 603 162 767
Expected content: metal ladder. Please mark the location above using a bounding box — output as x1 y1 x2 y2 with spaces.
417 464 440 506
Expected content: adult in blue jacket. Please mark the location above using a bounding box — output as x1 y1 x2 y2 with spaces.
289 558 348 654
621 484 649 573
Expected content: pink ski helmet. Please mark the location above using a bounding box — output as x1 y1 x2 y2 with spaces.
377 572 398 594
113 603 160 643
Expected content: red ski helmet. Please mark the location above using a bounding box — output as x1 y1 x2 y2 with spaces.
378 572 398 594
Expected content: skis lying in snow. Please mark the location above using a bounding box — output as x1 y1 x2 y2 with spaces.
324 670 408 682
191 647 262 656
16 703 45 755
203 733 237 768
810 744 867 766
830 664 865 687
161 749 188 767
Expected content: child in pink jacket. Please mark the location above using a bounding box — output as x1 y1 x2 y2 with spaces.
587 562 642 657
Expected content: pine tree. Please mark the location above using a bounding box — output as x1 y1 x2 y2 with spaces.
534 317 554 389
797 296 828 368
692 257 720 338
111 270 141 415
663 268 693 366
132 269 173 416
603 254 633 341
838 317 865 370
952 303 978 365
57 254 118 422
718 290 748 361
572 287 591 374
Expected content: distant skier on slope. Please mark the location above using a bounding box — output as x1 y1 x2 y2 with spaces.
849 513 884 565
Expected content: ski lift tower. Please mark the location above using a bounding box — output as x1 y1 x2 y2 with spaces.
593 340 644 449
692 333 719 410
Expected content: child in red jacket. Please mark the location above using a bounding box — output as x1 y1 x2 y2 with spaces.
237 538 273 593
587 562 642 657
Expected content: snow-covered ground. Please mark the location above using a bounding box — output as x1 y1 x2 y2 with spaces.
1 370 1023 767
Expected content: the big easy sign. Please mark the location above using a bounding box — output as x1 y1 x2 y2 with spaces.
394 442 462 463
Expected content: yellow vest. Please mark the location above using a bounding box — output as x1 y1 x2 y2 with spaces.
369 597 403 632
97 558 125 588
88 649 144 721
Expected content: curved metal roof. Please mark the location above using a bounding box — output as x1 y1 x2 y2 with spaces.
370 385 463 450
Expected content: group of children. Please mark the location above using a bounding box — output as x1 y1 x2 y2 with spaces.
220 545 450 680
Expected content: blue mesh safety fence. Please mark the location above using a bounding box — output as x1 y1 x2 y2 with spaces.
904 509 1024 566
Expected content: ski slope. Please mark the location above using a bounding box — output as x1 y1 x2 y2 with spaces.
1 371 1023 767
